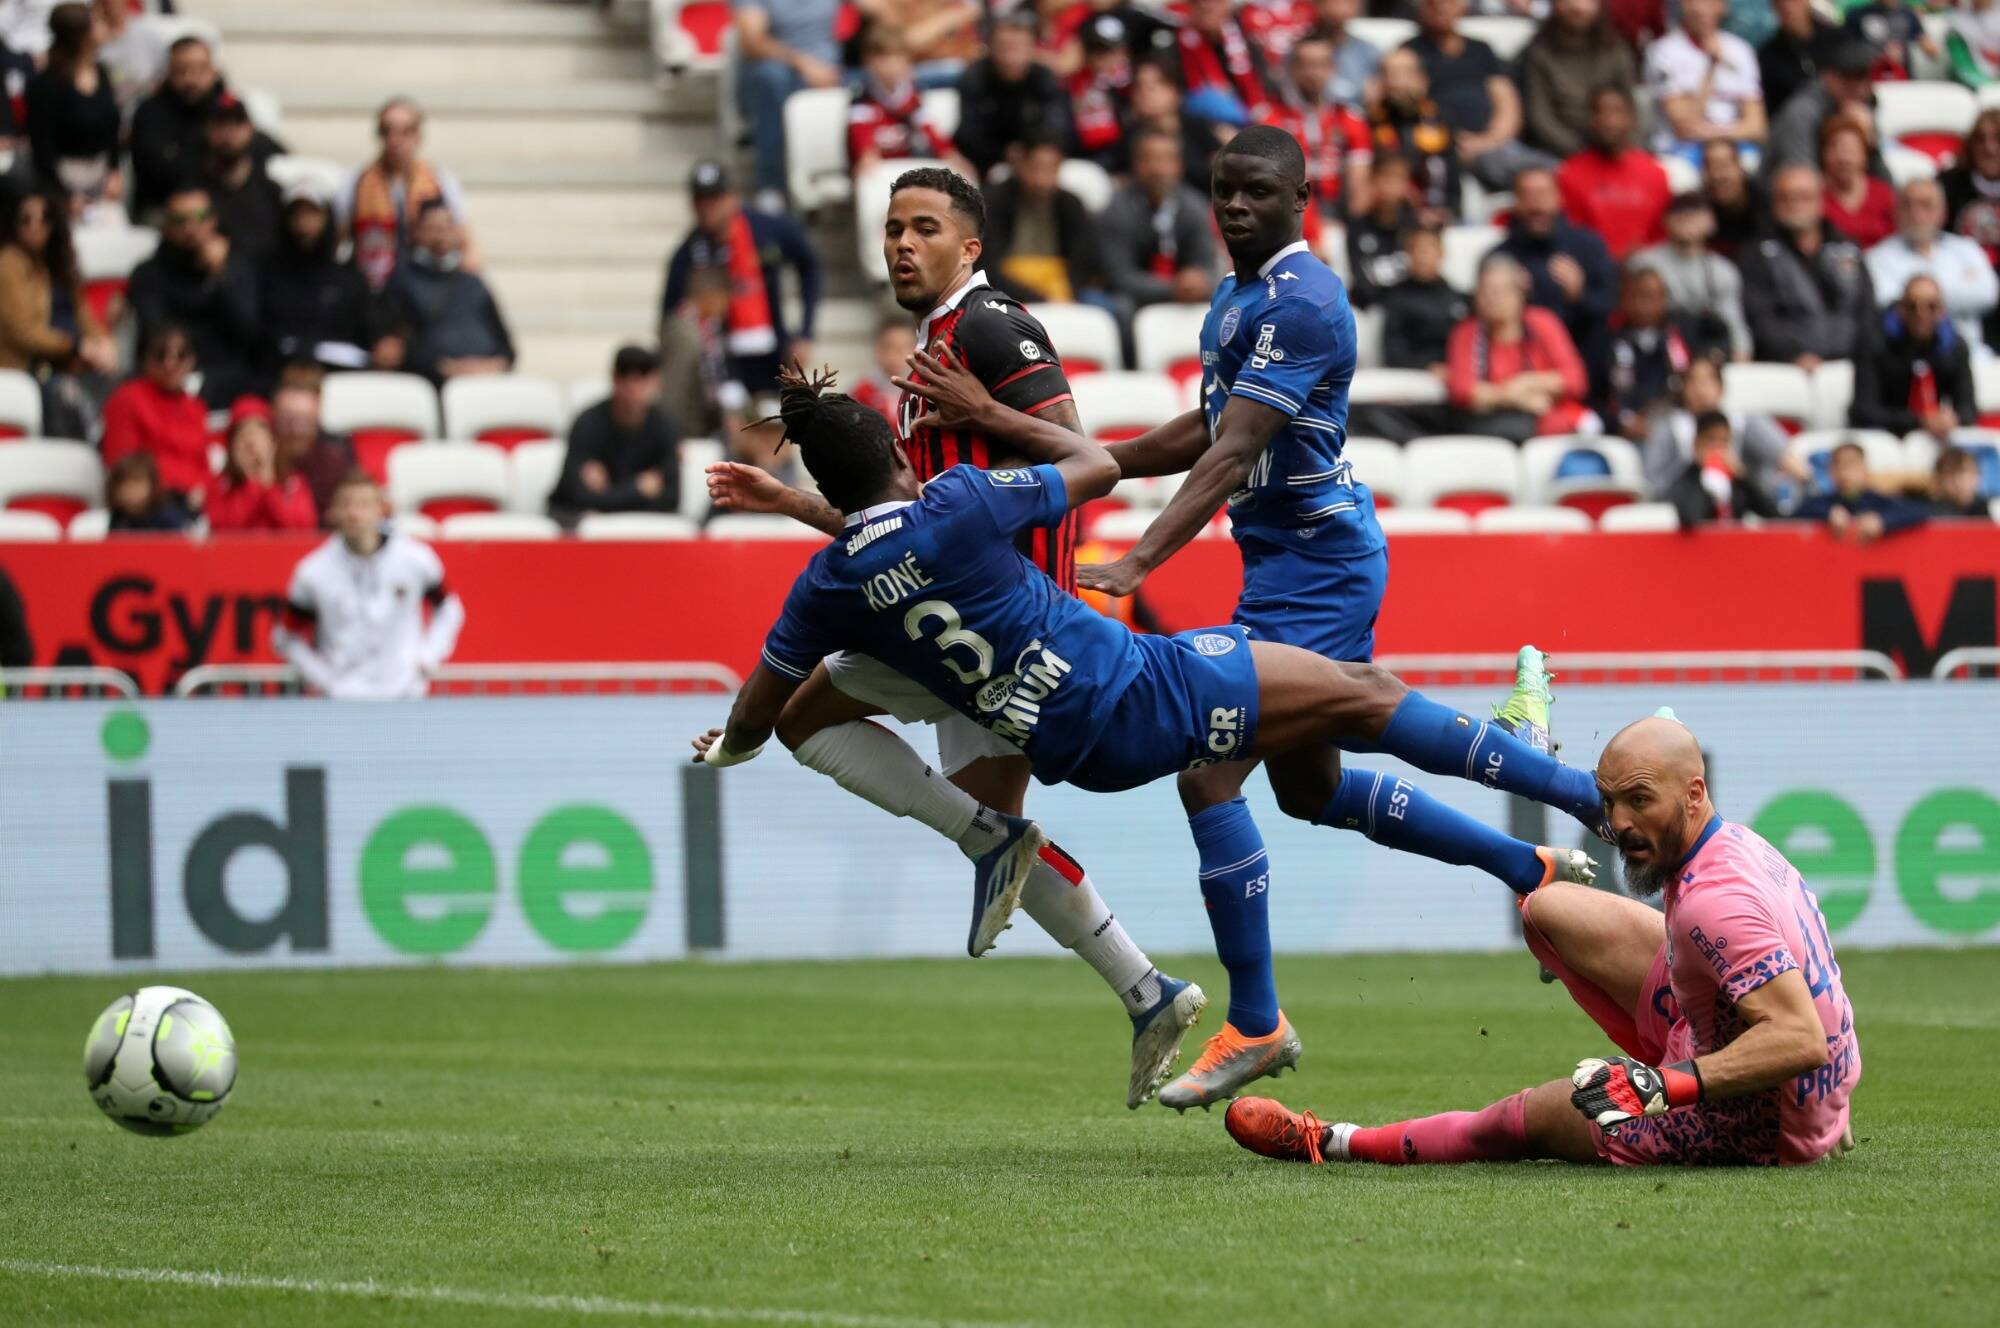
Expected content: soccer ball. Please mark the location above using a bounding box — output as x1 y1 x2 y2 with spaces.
82 986 237 1135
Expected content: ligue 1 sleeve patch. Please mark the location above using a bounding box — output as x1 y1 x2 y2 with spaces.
986 469 1041 486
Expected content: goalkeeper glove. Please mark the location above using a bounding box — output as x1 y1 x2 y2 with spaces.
1570 1056 1702 1134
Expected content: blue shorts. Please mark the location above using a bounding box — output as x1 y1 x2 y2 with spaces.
1063 626 1261 793
1233 542 1388 664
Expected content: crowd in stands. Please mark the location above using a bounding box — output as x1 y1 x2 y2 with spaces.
2 0 1999 551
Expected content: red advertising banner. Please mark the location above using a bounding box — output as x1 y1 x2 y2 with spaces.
1 525 1996 693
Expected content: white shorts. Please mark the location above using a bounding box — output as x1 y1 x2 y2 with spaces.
823 651 1020 776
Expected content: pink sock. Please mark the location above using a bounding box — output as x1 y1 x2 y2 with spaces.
1519 897 1649 1058
1348 1089 1533 1165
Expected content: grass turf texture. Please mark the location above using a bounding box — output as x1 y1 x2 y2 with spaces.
1 950 1993 1328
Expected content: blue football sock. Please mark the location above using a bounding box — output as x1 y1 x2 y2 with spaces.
1189 797 1278 1037
1317 767 1548 895
1376 692 1601 826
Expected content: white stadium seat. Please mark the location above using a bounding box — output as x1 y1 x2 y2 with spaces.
67 508 110 540
1520 435 1644 513
322 371 441 438
386 442 509 519
1656 154 1700 194
566 376 611 420
1376 507 1472 534
785 86 855 212
1133 303 1209 378
439 512 561 540
1458 15 1535 59
1811 360 1855 430
441 374 566 446
577 512 701 540
678 437 725 521
264 155 346 198
1441 224 1502 293
1341 436 1405 507
1402 436 1522 511
1471 505 1593 534
1028 302 1122 373
1903 430 1941 477
0 509 61 540
1723 362 1813 427
1788 429 1906 483
1345 18 1416 49
507 439 566 515
1315 219 1349 282
238 86 284 137
1975 358 2000 421
705 513 817 538
1873 81 1976 164
0 440 101 521
1596 502 1681 532
1353 305 1385 369
1071 372 1180 441
1884 144 1939 188
1350 368 1447 406
74 223 158 282
1057 159 1115 215
146 15 224 57
0 368 41 436
921 88 960 141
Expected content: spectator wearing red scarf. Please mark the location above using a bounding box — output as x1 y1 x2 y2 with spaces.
206 396 318 532
1557 85 1670 261
1446 257 1595 443
1261 32 1371 217
848 29 961 177
1176 0 1273 126
101 323 212 506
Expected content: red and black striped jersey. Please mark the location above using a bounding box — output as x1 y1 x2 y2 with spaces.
897 273 1083 592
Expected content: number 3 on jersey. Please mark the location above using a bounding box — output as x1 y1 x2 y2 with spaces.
904 599 994 683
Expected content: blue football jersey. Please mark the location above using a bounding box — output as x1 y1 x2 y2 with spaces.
1199 240 1384 559
760 465 1145 784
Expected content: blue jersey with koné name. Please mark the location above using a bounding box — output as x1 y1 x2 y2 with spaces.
1200 240 1384 559
760 465 1144 784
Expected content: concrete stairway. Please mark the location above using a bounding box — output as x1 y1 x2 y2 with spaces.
195 0 723 379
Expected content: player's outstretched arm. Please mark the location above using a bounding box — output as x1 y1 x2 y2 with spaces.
706 461 843 538
1103 409 1211 479
1079 394 1288 598
896 349 1117 506
693 664 804 767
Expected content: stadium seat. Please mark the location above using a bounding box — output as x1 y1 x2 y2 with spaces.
1975 358 2000 426
1874 81 1976 165
438 512 560 541
1403 436 1521 513
1903 429 1942 477
1723 362 1813 431
678 437 725 520
1811 360 1854 430
1350 368 1447 406
265 155 346 198
0 368 41 437
1087 507 1156 541
507 439 566 514
146 14 224 58
706 513 815 538
784 86 854 212
1656 153 1700 194
566 376 611 420
1596 502 1680 532
1346 17 1417 49
386 442 509 521
395 512 440 541
1884 144 1940 188
74 224 158 327
1028 302 1122 374
1376 507 1472 534
322 372 442 481
238 86 284 137
1441 224 1502 293
1471 505 1593 534
441 374 566 449
654 0 732 71
1057 159 1115 215
921 88 960 141
577 512 701 540
1788 429 1906 489
0 508 61 540
1314 219 1349 282
1342 436 1404 507
1520 435 1644 516
1458 15 1535 59
1133 303 1209 384
67 507 109 540
1071 372 1179 442
1353 304 1385 370
0 440 101 525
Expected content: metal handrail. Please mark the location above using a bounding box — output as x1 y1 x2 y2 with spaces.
1931 647 2000 680
1374 651 1906 683
173 661 743 698
0 666 141 699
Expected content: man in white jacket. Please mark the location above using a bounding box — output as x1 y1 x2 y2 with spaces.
273 470 465 698
1866 178 2000 359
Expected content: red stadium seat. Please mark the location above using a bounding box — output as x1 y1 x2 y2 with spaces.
680 0 731 56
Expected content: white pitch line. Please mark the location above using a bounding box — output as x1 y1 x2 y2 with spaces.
0 1259 1037 1328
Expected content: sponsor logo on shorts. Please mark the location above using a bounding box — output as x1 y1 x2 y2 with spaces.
1205 706 1243 757
986 469 1039 486
1192 632 1237 656
1218 307 1241 345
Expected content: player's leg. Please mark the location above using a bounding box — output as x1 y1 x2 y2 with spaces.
1519 883 1669 1060
1154 757 1301 1112
1225 1078 1604 1165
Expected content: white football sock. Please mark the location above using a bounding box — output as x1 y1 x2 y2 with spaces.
1021 845 1162 1015
792 721 991 846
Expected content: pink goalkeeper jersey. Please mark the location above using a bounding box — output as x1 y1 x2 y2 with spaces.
1664 817 1861 1164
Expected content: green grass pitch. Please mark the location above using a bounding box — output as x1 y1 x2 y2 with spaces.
2 949 1995 1327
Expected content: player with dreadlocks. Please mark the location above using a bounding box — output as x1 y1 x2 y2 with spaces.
693 370 1604 1094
